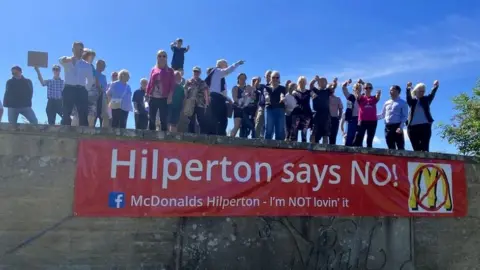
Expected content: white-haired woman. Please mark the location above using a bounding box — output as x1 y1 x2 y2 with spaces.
146 50 175 132
264 71 287 140
205 59 245 135
406 80 440 152
107 69 132 128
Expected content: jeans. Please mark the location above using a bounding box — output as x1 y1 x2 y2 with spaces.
62 85 88 126
265 107 286 140
385 123 405 150
149 97 168 131
254 107 265 138
209 92 228 136
8 107 38 124
111 109 128 128
345 116 358 146
46 98 63 125
353 120 378 148
189 106 209 134
408 123 432 152
329 116 340 145
134 113 148 130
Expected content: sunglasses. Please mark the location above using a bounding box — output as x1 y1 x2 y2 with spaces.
193 70 200 73
272 76 280 79
157 55 167 58
365 86 372 89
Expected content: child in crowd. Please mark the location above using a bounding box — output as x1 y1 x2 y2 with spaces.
239 84 257 138
170 38 190 71
168 71 185 132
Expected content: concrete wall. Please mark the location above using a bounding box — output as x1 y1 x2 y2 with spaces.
0 124 477 270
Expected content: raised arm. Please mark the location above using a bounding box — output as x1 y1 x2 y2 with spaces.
185 45 190 53
406 82 414 106
309 78 317 90
34 67 46 86
375 89 382 101
217 60 245 77
59 56 71 66
232 86 239 103
342 79 352 99
427 80 439 104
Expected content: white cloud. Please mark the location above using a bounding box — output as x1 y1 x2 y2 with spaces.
295 14 480 81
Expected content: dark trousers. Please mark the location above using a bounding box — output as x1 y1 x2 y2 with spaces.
345 116 358 146
329 116 340 145
189 106 208 134
149 97 168 131
62 85 88 126
353 120 378 148
46 98 63 125
135 113 148 130
209 92 228 136
239 111 256 138
285 114 292 140
385 123 405 150
111 109 128 128
408 123 432 152
94 92 104 127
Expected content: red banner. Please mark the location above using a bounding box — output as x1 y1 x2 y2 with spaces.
74 139 467 217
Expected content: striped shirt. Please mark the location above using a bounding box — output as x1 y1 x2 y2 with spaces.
44 78 64 99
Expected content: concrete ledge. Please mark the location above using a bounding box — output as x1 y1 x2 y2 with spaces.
0 123 476 162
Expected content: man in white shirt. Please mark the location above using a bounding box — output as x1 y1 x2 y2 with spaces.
204 59 244 135
59 41 95 126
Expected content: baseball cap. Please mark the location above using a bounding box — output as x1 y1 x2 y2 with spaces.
193 66 201 72
11 66 22 72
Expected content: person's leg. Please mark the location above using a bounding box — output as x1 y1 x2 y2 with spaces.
275 108 286 141
46 99 56 125
148 98 159 131
396 125 405 150
265 108 275 140
329 116 340 145
120 111 128 129
141 114 149 130
19 107 38 124
159 98 169 132
111 109 120 128
76 88 89 127
255 108 265 138
197 107 209 134
353 122 367 147
365 121 377 148
218 100 228 136
7 108 20 124
385 124 396 150
54 99 63 125
345 117 358 146
421 123 432 152
408 125 421 151
61 87 75 126
231 117 242 137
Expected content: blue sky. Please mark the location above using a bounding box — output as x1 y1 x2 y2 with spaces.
1 0 479 154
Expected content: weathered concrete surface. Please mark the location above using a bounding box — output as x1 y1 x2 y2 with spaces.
0 123 477 270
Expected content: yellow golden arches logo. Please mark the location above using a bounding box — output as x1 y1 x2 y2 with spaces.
408 163 453 212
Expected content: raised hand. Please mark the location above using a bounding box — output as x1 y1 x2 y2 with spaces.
238 60 245 65
314 75 320 81
407 82 413 88
333 77 338 83
342 80 349 87
357 79 364 85
433 80 439 87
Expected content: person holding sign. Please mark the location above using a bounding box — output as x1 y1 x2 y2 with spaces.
59 41 94 126
34 65 64 125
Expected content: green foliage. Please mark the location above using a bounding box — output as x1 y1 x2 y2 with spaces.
438 81 480 156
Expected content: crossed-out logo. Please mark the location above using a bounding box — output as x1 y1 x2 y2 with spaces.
108 192 126 209
408 162 453 213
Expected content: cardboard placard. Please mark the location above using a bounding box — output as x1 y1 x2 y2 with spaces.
28 51 48 68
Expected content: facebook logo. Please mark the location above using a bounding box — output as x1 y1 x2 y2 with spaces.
108 192 125 208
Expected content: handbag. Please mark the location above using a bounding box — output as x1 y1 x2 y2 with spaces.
183 97 196 117
109 84 128 110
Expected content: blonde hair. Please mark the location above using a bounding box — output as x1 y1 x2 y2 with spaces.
297 76 307 87
216 59 227 67
157 50 167 57
411 83 426 98
118 69 130 80
265 70 272 77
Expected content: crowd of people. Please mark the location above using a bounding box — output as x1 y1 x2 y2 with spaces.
2 39 440 152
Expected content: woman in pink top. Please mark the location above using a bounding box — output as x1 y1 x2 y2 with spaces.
353 82 381 148
146 50 176 131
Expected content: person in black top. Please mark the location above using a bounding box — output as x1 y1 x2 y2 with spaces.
255 70 272 138
406 80 439 152
3 66 38 124
170 38 190 71
239 77 260 138
310 76 331 144
230 73 248 137
132 78 149 129
289 76 312 142
264 71 287 140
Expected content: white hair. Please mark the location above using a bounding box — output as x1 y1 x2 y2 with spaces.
140 78 148 84
411 83 426 98
118 69 130 80
271 70 280 77
297 76 307 86
216 59 227 67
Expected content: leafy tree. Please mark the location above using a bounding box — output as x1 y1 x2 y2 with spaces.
439 81 480 156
